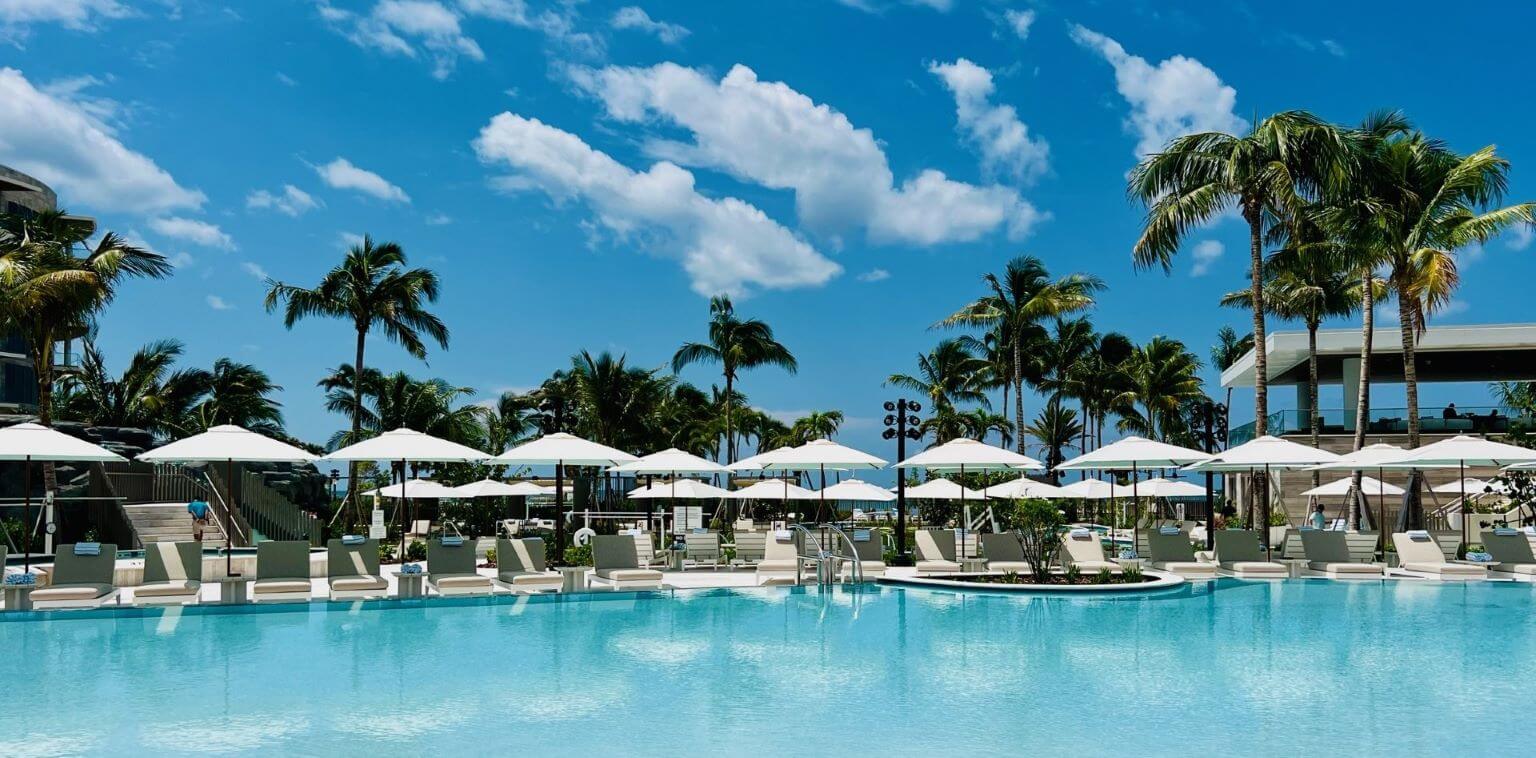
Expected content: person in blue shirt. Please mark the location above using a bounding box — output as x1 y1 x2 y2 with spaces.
187 499 210 541
1310 502 1327 531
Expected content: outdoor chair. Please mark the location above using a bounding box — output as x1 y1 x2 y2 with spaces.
427 537 494 596
755 532 801 585
1390 531 1485 579
132 541 203 606
31 543 119 609
494 537 561 592
683 531 721 570
1212 530 1288 578
1146 530 1217 578
252 540 314 602
1480 530 1536 578
591 534 664 590
1298 530 1382 578
837 529 887 580
327 537 388 600
979 532 1032 574
914 529 961 575
1059 529 1120 574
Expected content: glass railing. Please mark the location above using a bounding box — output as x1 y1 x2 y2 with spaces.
1228 406 1527 446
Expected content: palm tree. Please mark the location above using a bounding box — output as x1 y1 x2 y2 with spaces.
1023 399 1082 482
886 339 990 415
1066 330 1135 450
936 255 1103 453
0 209 171 487
790 410 844 443
1208 326 1254 413
1129 111 1348 437
186 359 284 435
1113 337 1205 440
672 296 797 461
54 338 209 437
960 408 1014 448
483 390 542 456
264 235 448 501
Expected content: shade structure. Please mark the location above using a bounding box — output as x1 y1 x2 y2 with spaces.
499 481 558 497
608 448 727 475
1056 436 1210 471
727 446 796 471
627 479 731 500
1304 444 1444 545
816 478 898 502
1138 477 1209 498
895 438 1043 471
448 479 536 498
1379 435 1536 546
729 479 818 500
364 478 459 499
1303 476 1404 498
488 432 638 553
984 476 1069 499
0 422 125 571
1431 477 1506 495
1184 435 1340 472
1056 478 1118 499
746 439 887 522
902 477 988 500
138 425 316 464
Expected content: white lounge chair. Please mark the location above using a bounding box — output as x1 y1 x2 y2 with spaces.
31 543 120 609
1482 530 1536 578
979 532 1032 574
1391 531 1486 579
494 537 562 593
132 541 203 606
838 529 887 580
1298 529 1383 578
426 538 495 596
731 531 767 570
1213 530 1288 578
756 532 802 585
251 540 314 602
1059 529 1121 574
327 538 389 600
683 531 722 570
1146 530 1217 578
592 534 664 590
914 529 961 575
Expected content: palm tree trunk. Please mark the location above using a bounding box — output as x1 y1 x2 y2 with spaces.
1397 277 1421 448
1348 271 1374 531
349 328 366 521
31 336 59 495
1308 320 1320 488
724 373 734 461
1012 338 1025 453
1246 206 1269 436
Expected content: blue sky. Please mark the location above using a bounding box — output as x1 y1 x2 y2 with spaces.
3 0 1534 463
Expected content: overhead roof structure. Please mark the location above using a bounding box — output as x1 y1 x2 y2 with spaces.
1221 323 1536 388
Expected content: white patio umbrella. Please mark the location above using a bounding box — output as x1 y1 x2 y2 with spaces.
323 428 488 557
1056 478 1118 499
627 479 731 500
729 479 818 501
1138 477 1209 498
1186 435 1340 557
1431 477 1506 495
363 478 459 499
140 424 316 576
897 438 1042 557
448 479 535 498
1057 436 1212 553
1379 435 1536 546
610 448 729 535
490 432 638 552
1303 476 1404 498
0 422 126 570
983 476 1069 500
727 446 796 471
817 478 898 502
746 439 887 523
902 477 988 500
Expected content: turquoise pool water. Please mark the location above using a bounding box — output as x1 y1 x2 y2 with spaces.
1 580 1532 756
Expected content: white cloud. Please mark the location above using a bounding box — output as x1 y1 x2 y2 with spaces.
1002 8 1034 39
0 0 131 41
571 62 1045 246
149 216 234 250
1506 223 1534 251
240 262 268 280
317 0 484 79
0 67 203 214
856 268 890 282
1069 25 1247 158
928 58 1049 184
459 0 601 57
473 112 840 297
424 211 452 225
206 294 234 311
315 157 410 202
167 251 194 268
1190 239 1223 276
338 231 366 249
610 6 688 44
246 184 320 216
275 72 298 86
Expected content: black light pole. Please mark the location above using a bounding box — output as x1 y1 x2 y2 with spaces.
1196 400 1229 550
542 396 569 559
883 399 922 564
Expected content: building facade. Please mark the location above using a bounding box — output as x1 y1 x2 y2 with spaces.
0 164 83 412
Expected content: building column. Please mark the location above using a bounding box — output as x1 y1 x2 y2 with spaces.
1342 357 1362 430
1296 381 1312 431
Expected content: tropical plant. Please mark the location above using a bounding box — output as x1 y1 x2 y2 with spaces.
1129 111 1348 437
789 410 844 443
1209 326 1254 413
1023 399 1082 481
1113 337 1206 440
183 358 284 435
671 295 797 461
936 255 1103 453
886 339 990 415
264 235 447 500
1065 330 1135 450
54 338 208 436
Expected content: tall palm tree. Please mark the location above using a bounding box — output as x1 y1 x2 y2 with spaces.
1066 330 1135 450
265 235 448 501
1129 111 1348 437
886 339 990 416
672 296 797 461
483 390 542 456
1208 326 1254 413
1023 399 1082 483
187 358 284 435
1113 337 1205 440
790 410 844 443
936 255 1103 453
54 338 209 437
0 209 171 488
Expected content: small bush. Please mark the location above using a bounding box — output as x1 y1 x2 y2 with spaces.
484 547 497 567
1122 563 1145 583
1063 563 1081 583
405 540 427 562
377 541 397 564
1094 567 1113 584
563 544 593 566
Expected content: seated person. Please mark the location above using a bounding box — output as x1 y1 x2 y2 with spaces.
1442 403 1458 420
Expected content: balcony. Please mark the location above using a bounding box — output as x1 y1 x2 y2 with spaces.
1229 406 1525 446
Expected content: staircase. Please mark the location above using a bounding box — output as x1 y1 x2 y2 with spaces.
122 503 227 545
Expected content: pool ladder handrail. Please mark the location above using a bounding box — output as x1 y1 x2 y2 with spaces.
790 523 863 586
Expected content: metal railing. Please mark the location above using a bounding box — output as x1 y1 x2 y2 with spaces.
227 467 320 545
85 462 139 549
790 524 864 585
1230 405 1527 445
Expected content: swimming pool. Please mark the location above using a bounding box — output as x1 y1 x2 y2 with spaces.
1 579 1531 756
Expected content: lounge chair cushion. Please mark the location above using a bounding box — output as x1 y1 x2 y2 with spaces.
329 575 388 591
987 561 1032 573
1493 563 1536 575
30 583 113 602
134 580 202 597
1402 562 1484 576
499 571 561 586
594 568 662 582
916 560 961 573
430 573 492 588
1312 561 1381 575
253 579 312 594
1223 561 1287 575
1154 561 1216 575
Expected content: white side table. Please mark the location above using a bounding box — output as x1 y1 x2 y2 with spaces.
558 566 589 593
3 584 35 611
396 573 426 598
960 557 989 573
213 577 250 605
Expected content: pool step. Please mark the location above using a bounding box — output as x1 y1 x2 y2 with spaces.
122 503 226 545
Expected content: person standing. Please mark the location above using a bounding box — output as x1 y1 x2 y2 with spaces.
187 499 210 542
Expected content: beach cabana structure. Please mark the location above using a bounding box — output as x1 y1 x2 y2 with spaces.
490 433 638 552
741 439 886 523
897 438 1042 559
1057 436 1212 555
611 448 729 540
1305 443 1456 554
0 422 126 571
1186 436 1341 558
1379 436 1536 549
322 428 488 558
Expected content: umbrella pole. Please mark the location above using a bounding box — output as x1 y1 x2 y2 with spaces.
22 454 30 572
1263 463 1272 560
819 464 827 525
1378 466 1387 558
1132 464 1139 559
1460 460 1467 552
226 458 236 576
398 458 409 561
960 463 967 559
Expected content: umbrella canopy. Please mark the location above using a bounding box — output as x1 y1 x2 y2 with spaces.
1306 443 1415 471
0 422 126 462
817 478 898 502
1382 435 1536 468
984 476 1069 499
1056 436 1210 470
896 438 1044 471
747 439 887 470
1431 477 1506 495
449 479 538 498
902 477 988 500
491 432 638 466
1138 477 1209 498
1184 435 1340 472
728 446 796 471
497 481 559 497
1304 476 1404 497
729 479 818 500
627 479 731 500
139 425 316 463
1056 478 1118 499
609 447 727 474
323 428 487 463
364 478 459 499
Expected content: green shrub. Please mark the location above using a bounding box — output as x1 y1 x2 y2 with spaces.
1015 500 1065 581
563 544 593 566
377 541 397 564
1122 563 1145 583
1063 563 1081 583
405 540 427 562
1094 567 1113 584
484 547 497 567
